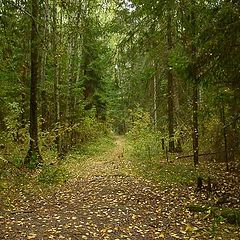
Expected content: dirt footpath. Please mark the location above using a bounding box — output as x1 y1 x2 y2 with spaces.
0 137 239 239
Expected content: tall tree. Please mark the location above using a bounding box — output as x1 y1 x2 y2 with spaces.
190 4 199 167
166 10 175 152
52 0 61 156
40 0 50 132
25 0 42 164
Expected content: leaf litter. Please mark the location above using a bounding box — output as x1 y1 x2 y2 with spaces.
0 136 239 239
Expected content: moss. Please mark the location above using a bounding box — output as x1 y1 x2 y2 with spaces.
221 208 240 225
188 204 209 212
188 204 240 225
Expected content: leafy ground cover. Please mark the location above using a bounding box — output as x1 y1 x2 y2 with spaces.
0 136 239 239
0 136 114 209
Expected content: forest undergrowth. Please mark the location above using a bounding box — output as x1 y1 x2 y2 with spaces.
1 134 240 239
0 134 114 208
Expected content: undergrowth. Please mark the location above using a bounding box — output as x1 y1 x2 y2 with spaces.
125 108 209 186
71 135 115 156
62 135 115 179
126 152 208 187
0 134 114 209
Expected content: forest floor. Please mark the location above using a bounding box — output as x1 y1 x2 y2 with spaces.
0 136 239 239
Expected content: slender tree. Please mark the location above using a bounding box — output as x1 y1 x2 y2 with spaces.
25 0 42 164
40 0 49 132
190 6 199 167
53 0 61 157
166 12 175 152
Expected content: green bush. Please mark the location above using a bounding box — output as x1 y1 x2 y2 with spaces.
11 156 24 168
38 164 68 185
126 108 163 160
143 160 198 186
124 108 202 186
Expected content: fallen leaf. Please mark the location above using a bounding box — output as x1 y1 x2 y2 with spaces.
27 233 37 239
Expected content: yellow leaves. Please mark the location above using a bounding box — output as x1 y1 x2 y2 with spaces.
1 154 239 240
101 228 107 234
182 223 198 232
159 232 165 238
154 231 165 238
180 223 198 236
170 233 181 239
101 228 115 234
27 233 37 239
185 224 194 232
131 214 137 220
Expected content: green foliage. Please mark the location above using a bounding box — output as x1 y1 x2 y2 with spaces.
126 108 162 160
210 215 225 237
26 153 40 169
124 108 198 186
75 115 110 144
3 102 21 139
131 157 199 186
188 204 240 226
37 164 67 185
71 135 115 157
124 106 206 185
169 44 189 80
10 156 24 168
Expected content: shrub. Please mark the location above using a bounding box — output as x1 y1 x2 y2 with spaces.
126 108 163 160
37 164 68 185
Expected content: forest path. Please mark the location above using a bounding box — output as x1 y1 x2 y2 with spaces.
0 137 238 239
67 135 131 179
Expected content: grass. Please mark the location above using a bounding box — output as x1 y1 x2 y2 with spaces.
188 204 240 225
0 134 115 209
124 132 207 186
37 164 68 185
62 135 116 179
71 135 115 156
126 152 207 187
125 140 211 187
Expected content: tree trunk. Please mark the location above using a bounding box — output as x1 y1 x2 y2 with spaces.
25 0 42 164
192 77 199 167
220 103 229 171
229 88 239 162
53 0 61 157
41 0 49 132
190 8 199 167
153 61 158 130
173 77 183 153
167 14 175 152
20 63 28 130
